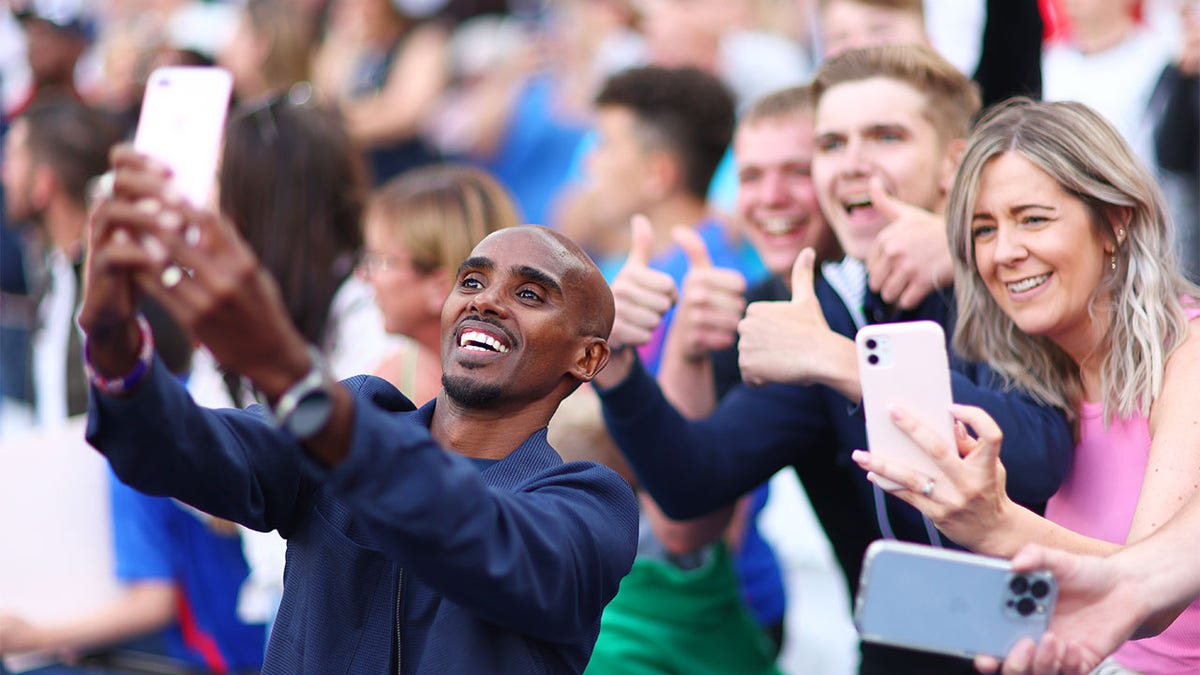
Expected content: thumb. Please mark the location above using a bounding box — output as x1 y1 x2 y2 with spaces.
789 247 816 302
868 175 906 222
672 225 712 270
626 214 655 267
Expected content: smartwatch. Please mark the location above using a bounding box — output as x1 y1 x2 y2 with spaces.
269 346 335 440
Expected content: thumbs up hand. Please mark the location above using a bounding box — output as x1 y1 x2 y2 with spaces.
864 176 954 310
608 214 677 351
737 249 860 399
667 226 747 361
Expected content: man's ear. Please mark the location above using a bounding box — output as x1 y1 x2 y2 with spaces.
571 338 611 383
643 149 679 202
31 164 57 210
938 138 968 195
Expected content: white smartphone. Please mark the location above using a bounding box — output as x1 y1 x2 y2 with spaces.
855 540 1056 659
856 320 954 490
133 66 233 208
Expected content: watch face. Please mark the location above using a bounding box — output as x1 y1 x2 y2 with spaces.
287 392 334 439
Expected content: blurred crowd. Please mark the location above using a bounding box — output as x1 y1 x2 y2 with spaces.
0 0 1197 673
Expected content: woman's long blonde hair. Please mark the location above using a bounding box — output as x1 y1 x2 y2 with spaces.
948 99 1200 425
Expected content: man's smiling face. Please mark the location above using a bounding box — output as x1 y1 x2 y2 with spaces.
440 227 605 409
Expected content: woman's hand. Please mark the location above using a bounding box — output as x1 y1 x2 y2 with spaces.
852 403 1020 554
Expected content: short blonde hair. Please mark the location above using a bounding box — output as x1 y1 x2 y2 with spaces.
818 0 924 20
948 98 1200 425
366 165 521 275
812 44 980 144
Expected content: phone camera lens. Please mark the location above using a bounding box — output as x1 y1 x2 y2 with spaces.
865 339 878 350
156 78 170 87
1030 579 1050 599
867 354 879 365
1016 597 1037 617
1009 575 1029 595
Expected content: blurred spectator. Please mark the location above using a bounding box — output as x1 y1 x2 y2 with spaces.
638 0 812 107
1 99 119 430
430 2 639 225
1042 0 1169 163
1150 1 1199 282
218 0 315 106
361 164 521 404
313 0 449 184
7 0 90 116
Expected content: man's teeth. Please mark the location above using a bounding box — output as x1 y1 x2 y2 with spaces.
1007 274 1050 293
844 195 873 214
761 217 800 235
459 330 509 353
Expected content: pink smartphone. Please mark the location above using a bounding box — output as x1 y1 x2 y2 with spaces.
856 321 955 490
133 66 233 208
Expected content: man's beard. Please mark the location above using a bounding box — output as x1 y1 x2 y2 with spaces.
442 373 503 407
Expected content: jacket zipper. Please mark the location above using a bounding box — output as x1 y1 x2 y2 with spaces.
395 567 404 675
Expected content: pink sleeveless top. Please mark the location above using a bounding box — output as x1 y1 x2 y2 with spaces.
1044 305 1200 674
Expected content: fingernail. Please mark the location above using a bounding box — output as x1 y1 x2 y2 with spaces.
161 185 183 206
158 210 182 231
851 449 868 463
134 198 162 215
113 229 131 245
141 236 167 263
184 225 201 246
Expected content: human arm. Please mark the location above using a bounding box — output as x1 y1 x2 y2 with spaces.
336 23 450 146
598 355 829 519
976 480 1200 675
0 584 175 659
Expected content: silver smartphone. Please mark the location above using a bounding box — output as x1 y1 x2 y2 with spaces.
855 540 1056 659
856 320 954 490
133 66 233 208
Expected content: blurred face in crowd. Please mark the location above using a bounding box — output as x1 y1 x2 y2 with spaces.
819 0 927 59
361 218 446 338
969 152 1112 358
812 76 955 259
22 18 86 85
218 8 266 99
734 112 837 276
585 106 659 226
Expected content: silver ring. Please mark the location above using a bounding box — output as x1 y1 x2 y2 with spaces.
921 479 935 498
161 265 184 289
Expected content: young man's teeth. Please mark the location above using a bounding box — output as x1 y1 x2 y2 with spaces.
844 196 872 213
762 217 797 235
459 330 509 353
1007 274 1049 293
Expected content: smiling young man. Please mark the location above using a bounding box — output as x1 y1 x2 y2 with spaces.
78 147 638 675
594 45 1074 675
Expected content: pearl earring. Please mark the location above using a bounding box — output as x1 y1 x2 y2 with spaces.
1111 253 1117 271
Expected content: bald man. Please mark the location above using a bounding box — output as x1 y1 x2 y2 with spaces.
78 148 638 675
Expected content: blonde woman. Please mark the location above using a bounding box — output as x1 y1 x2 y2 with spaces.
853 98 1200 674
360 164 521 404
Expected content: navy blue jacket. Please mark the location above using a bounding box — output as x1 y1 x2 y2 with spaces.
598 279 1073 550
87 360 639 674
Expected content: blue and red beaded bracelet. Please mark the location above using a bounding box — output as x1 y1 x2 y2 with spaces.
83 314 155 396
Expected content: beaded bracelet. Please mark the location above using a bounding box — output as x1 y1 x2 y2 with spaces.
83 314 155 396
